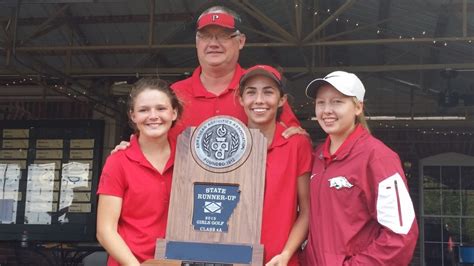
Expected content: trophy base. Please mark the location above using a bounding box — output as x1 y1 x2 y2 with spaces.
142 259 182 265
154 239 263 266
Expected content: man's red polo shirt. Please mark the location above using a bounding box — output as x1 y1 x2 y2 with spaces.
169 64 300 139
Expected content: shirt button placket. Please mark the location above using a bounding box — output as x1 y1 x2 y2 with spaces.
215 98 220 115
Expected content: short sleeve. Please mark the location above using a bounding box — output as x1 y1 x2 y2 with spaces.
97 154 126 197
296 135 314 177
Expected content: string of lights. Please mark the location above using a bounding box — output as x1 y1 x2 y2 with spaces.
1 3 472 123
293 2 473 46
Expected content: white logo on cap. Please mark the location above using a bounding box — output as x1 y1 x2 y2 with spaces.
324 74 338 80
212 14 219 21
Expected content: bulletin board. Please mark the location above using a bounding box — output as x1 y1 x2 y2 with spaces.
0 120 104 242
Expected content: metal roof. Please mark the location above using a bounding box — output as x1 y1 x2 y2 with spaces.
0 0 473 127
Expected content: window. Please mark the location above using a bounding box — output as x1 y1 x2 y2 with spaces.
420 153 474 266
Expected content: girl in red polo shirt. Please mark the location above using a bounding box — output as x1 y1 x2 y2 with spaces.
238 65 312 266
96 78 183 266
303 71 418 265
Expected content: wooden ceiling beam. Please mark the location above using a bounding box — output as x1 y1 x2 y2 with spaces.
303 0 357 42
5 35 474 55
63 8 104 68
294 0 303 40
2 63 474 77
19 4 70 45
0 13 194 26
231 0 297 42
463 0 468 37
148 0 155 46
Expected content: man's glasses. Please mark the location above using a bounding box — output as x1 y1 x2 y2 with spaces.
196 31 240 42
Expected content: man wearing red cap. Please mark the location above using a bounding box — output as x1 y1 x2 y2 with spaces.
106 6 306 265
169 5 301 139
114 6 302 147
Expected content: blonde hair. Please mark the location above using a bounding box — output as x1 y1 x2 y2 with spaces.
352 97 371 133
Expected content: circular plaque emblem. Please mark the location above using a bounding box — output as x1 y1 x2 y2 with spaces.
191 116 252 173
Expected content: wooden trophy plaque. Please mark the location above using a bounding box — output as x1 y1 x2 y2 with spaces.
149 115 266 265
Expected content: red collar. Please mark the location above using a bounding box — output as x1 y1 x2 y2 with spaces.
268 123 288 151
190 65 244 97
322 124 366 163
125 134 176 174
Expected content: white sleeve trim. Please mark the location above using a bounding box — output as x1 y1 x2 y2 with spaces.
376 173 415 235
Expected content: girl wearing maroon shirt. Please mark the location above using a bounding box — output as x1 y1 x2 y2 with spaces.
303 71 418 265
238 65 312 266
96 78 183 266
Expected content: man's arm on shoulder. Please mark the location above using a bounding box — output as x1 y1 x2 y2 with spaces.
110 135 133 154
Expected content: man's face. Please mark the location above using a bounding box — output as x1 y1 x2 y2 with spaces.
196 25 246 70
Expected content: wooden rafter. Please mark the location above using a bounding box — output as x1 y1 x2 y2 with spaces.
6 35 474 55
136 53 175 69
148 0 155 46
240 25 288 43
2 63 474 77
303 0 357 42
294 0 303 40
376 0 391 65
63 8 103 68
320 17 392 41
286 0 311 77
134 0 192 69
1 13 194 25
463 0 467 37
2 16 13 43
134 23 184 68
305 36 474 46
310 0 320 70
19 4 70 45
242 14 282 67
422 3 451 99
0 23 8 43
1 18 13 65
231 0 297 43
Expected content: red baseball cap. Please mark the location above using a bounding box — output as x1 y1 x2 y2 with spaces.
239 65 285 93
197 12 238 31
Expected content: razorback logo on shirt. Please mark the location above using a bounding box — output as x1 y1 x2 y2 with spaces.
328 176 353 189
